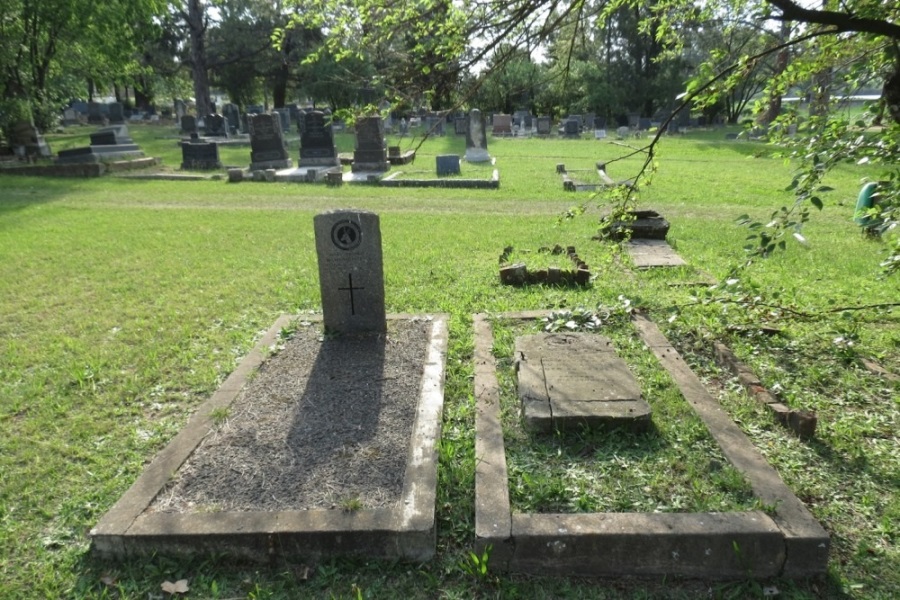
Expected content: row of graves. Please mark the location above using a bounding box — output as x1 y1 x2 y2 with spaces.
200 109 499 189
91 206 830 579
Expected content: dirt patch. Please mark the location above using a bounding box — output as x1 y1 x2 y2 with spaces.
151 318 431 513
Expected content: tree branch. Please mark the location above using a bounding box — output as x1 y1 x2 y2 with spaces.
766 0 900 39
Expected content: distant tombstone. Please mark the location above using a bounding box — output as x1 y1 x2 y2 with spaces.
351 116 388 172
9 121 51 159
464 109 490 163
314 210 386 334
523 113 533 129
71 101 88 115
563 119 581 138
273 108 291 133
638 117 652 130
248 113 292 170
63 108 79 126
616 126 631 138
174 99 187 119
399 118 409 136
222 104 241 135
436 155 461 176
628 114 640 128
87 102 105 125
240 113 250 134
424 116 444 136
296 109 307 135
299 110 339 167
108 102 125 124
247 105 264 115
515 333 651 432
492 114 512 136
536 116 552 135
454 117 468 135
208 101 216 113
180 115 197 135
181 134 222 170
204 113 229 137
584 113 595 130
594 129 607 139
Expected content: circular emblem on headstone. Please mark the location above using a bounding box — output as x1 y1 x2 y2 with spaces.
331 220 362 251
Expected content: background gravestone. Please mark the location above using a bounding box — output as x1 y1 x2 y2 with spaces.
108 103 125 125
436 155 460 176
222 104 241 135
492 114 512 136
299 110 339 167
536 116 552 135
464 109 490 163
273 109 291 134
9 121 51 159
563 119 581 138
248 113 292 170
351 116 388 172
181 115 197 135
87 102 105 125
314 210 386 334
204 113 229 137
181 134 222 170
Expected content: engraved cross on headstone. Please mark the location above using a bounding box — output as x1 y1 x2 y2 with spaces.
338 273 364 315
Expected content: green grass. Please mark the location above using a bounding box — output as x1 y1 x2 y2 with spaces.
1 123 898 598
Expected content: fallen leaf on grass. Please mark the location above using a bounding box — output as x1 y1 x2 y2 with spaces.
161 579 190 594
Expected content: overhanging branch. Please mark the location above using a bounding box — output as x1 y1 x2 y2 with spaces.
766 0 900 39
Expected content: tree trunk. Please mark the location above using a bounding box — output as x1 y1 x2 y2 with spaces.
757 23 791 126
272 63 289 108
188 0 212 118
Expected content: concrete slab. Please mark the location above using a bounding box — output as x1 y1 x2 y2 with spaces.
343 170 384 184
474 311 829 578
275 166 340 182
627 238 687 268
515 333 650 432
91 313 448 563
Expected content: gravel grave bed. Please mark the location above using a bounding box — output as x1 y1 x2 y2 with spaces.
151 318 431 513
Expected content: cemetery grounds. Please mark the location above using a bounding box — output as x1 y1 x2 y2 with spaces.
0 125 898 599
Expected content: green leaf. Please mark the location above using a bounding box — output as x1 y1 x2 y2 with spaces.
810 197 823 210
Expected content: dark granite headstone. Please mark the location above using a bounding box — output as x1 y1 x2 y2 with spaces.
424 116 444 136
222 104 241 135
436 155 461 176
455 117 468 135
515 333 651 432
204 113 229 137
87 102 105 125
248 113 292 170
351 116 388 172
180 115 197 135
63 108 80 126
638 117 652 130
563 119 581 138
464 109 490 163
181 134 222 170
314 210 386 334
299 110 339 167
108 102 125 124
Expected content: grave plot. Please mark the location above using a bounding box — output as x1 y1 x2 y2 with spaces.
557 161 633 192
474 311 829 578
92 210 448 563
497 244 591 286
379 158 499 189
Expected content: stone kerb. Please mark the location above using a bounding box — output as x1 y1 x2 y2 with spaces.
90 312 450 563
474 311 830 578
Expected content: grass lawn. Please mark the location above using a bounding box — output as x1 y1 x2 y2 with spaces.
1 123 897 599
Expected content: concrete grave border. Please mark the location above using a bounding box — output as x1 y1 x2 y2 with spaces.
474 311 829 578
92 312 449 563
